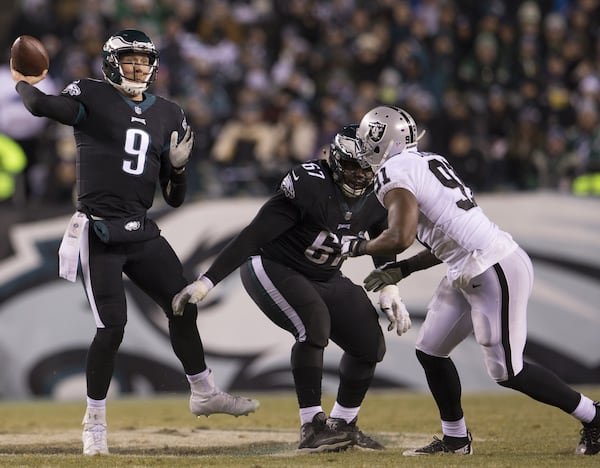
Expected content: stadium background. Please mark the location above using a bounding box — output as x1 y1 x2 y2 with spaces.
0 0 599 400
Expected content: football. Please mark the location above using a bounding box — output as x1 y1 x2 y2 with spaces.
10 35 49 76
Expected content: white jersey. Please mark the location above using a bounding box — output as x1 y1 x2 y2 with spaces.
374 148 518 288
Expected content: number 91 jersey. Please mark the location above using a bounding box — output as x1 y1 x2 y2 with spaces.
374 149 517 287
61 78 187 218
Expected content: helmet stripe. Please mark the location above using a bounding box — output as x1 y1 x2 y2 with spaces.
397 108 416 144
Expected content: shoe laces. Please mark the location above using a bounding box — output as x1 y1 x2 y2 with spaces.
327 418 353 431
418 435 469 453
84 423 106 433
580 424 600 445
426 436 447 451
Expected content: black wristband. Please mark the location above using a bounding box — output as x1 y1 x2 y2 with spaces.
398 259 412 278
355 239 368 256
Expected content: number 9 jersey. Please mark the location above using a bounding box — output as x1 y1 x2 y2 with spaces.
373 148 518 288
61 78 188 218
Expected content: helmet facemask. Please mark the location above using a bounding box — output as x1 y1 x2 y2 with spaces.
329 125 374 198
357 105 421 170
102 29 159 96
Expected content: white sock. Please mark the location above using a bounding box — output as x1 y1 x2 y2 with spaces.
83 399 107 426
571 395 597 424
329 402 359 423
187 368 215 394
86 397 106 409
441 418 468 438
300 406 324 425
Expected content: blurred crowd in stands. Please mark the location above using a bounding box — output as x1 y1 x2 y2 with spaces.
1 0 600 210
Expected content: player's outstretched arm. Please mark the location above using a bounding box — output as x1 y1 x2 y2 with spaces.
12 73 80 125
364 249 442 292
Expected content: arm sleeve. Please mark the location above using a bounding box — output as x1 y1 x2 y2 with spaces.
160 165 186 207
204 193 300 284
388 249 442 277
15 81 82 125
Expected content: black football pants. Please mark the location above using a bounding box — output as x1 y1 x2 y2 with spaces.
240 255 385 408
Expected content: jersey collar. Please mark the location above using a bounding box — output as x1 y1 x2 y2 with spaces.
120 92 156 114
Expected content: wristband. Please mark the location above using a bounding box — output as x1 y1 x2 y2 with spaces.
398 259 412 278
356 239 368 256
198 275 214 290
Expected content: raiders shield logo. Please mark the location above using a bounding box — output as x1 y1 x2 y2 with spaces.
368 121 386 142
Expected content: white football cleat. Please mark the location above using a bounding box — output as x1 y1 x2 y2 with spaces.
190 389 259 417
189 370 259 417
82 407 109 455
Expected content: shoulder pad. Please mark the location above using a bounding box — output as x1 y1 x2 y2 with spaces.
280 160 332 203
280 172 296 199
61 80 82 97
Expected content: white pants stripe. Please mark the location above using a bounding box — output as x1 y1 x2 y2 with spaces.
416 247 534 382
79 224 106 328
249 256 307 342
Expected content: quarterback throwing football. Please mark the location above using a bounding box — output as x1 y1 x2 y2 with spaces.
11 29 258 456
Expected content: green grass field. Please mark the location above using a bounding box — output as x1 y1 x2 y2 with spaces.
1 388 599 467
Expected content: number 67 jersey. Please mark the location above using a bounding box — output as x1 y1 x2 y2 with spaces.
373 148 518 288
61 78 187 218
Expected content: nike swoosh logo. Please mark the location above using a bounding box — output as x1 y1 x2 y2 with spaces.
292 171 299 181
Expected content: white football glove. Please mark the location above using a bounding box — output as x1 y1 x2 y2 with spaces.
169 125 194 169
171 277 211 316
364 263 406 292
378 285 411 336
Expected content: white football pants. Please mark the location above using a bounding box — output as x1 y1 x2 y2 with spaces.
416 247 534 382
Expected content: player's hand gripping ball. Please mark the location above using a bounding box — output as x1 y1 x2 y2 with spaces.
10 35 49 76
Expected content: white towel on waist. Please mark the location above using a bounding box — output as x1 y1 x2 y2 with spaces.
58 212 88 282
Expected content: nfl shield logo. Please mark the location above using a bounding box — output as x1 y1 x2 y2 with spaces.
368 121 386 142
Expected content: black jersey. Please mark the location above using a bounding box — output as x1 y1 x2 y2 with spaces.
260 160 389 280
60 79 187 218
204 159 390 285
